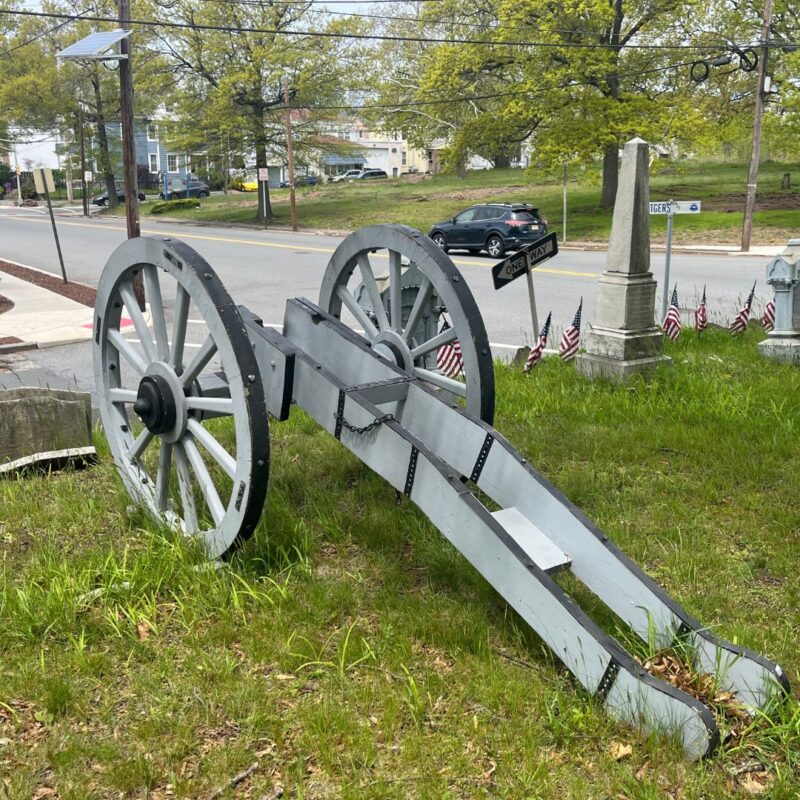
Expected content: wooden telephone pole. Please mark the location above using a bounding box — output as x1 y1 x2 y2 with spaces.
741 0 774 252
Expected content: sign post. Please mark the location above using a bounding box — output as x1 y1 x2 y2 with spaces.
491 232 559 341
34 168 68 284
258 167 269 229
649 200 701 319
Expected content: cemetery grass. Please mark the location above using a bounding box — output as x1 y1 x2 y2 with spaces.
1 328 799 799
140 160 800 246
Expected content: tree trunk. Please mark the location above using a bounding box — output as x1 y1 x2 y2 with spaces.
455 160 466 180
601 142 619 210
494 153 511 169
254 110 273 223
92 71 118 210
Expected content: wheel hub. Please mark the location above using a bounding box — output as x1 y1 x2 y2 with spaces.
134 374 177 434
372 329 414 372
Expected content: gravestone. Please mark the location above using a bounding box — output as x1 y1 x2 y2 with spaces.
0 387 95 474
758 239 800 363
576 138 670 380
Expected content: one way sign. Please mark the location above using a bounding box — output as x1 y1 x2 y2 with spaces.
491 232 558 291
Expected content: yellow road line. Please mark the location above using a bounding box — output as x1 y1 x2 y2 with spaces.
2 215 598 278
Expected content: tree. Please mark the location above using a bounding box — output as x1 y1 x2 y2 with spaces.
375 0 728 205
149 0 367 222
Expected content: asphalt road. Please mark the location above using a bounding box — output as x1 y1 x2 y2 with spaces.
0 206 773 392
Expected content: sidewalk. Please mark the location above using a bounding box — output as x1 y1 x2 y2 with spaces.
0 271 96 350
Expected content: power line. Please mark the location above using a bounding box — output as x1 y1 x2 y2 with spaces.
0 8 768 51
0 10 89 57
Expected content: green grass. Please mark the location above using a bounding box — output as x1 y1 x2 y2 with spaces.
139 160 800 245
1 327 799 798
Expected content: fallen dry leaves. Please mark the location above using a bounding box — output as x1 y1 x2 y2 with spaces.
609 741 633 761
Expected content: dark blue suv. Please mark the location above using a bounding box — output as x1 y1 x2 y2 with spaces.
428 203 548 258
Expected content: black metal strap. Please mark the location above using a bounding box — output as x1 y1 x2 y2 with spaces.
470 433 495 483
596 658 621 702
334 390 345 440
404 446 419 497
671 621 693 649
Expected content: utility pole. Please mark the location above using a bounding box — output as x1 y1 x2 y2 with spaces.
284 78 298 232
78 104 89 217
117 0 144 309
117 0 139 240
741 0 774 252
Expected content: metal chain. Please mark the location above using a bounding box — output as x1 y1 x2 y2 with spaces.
334 411 394 435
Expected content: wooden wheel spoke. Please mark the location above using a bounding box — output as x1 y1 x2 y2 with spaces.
388 250 402 332
336 285 378 338
185 396 234 416
155 441 172 511
119 283 157 363
414 367 468 398
402 276 432 341
181 335 217 387
187 418 236 480
356 253 390 331
173 442 198 533
183 437 225 525
411 325 456 360
109 388 138 404
144 266 170 361
171 284 190 373
127 428 154 462
109 329 148 375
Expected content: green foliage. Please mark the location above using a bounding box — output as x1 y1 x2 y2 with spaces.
150 198 201 214
0 332 799 796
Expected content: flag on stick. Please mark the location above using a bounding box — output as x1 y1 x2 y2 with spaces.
762 299 775 332
695 285 708 333
662 284 682 341
436 320 463 377
524 312 552 372
559 299 583 361
729 282 756 335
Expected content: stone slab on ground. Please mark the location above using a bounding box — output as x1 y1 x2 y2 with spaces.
0 386 96 474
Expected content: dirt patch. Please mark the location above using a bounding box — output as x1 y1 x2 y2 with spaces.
0 294 14 315
0 336 22 346
440 185 529 202
704 192 800 213
0 261 96 307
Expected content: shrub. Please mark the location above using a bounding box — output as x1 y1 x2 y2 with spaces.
150 198 200 214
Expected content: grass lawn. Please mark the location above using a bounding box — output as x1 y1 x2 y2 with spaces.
140 160 800 246
1 327 799 799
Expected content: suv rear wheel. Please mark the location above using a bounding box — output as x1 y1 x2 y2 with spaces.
486 234 505 259
431 232 448 252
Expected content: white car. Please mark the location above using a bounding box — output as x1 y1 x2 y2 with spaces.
331 169 363 182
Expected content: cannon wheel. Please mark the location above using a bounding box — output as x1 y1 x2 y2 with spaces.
319 224 495 424
93 237 269 558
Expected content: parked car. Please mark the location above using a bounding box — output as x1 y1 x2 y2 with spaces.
355 169 388 180
330 169 363 183
428 203 548 258
279 175 318 188
158 179 210 200
92 185 146 206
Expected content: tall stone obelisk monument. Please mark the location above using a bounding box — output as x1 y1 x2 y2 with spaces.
576 138 670 380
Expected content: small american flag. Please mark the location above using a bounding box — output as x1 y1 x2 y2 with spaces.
662 284 681 341
524 312 552 373
436 321 464 378
762 299 775 332
695 285 708 333
559 299 582 361
729 281 756 335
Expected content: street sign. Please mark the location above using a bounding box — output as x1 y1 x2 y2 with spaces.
33 168 56 195
491 232 558 291
258 167 269 182
649 200 701 215
84 170 93 182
